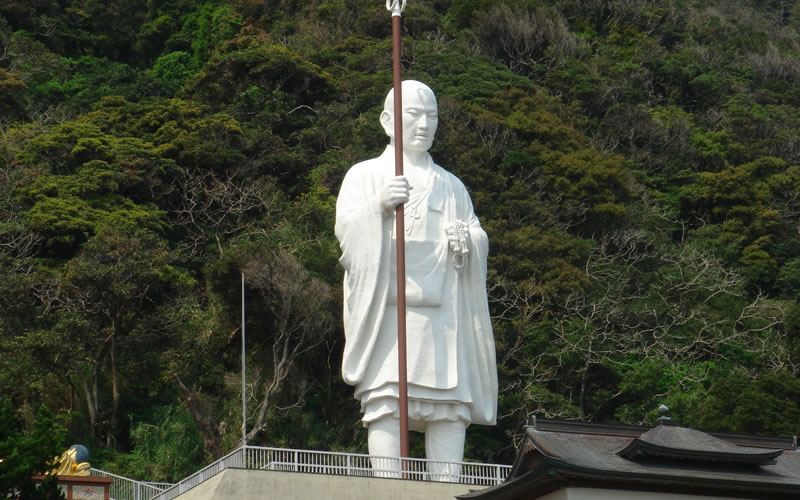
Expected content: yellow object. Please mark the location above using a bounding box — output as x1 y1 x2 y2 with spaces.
51 446 90 476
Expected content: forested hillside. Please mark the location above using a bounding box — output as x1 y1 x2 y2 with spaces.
3 0 800 480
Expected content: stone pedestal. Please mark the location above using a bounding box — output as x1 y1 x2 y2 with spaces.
33 475 113 500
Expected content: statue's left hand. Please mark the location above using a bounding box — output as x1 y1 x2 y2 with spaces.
444 222 469 254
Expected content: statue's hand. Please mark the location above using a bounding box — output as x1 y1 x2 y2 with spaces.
445 221 470 270
379 176 411 215
444 221 470 253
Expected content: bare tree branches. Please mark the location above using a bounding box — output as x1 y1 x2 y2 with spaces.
495 215 791 424
0 165 41 269
476 4 581 73
241 250 334 443
169 170 281 255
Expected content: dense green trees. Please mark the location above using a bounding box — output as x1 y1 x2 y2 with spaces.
2 0 800 479
0 399 65 500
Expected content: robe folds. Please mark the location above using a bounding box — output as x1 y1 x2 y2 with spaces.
335 147 497 426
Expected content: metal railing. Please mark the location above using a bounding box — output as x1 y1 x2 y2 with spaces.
90 468 173 500
152 445 511 500
153 446 247 500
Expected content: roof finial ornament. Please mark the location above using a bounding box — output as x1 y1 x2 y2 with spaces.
657 404 677 426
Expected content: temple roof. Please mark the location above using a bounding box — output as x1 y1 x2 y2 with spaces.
460 414 800 500
618 422 783 465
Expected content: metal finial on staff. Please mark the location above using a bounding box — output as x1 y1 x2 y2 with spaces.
386 0 410 465
386 0 407 15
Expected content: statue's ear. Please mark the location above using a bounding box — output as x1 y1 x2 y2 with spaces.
380 110 394 138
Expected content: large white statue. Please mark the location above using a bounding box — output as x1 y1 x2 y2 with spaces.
335 80 497 476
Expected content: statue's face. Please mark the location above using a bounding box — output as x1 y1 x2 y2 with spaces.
399 86 438 153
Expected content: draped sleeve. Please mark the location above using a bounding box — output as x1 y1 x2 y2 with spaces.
446 172 498 425
335 152 394 385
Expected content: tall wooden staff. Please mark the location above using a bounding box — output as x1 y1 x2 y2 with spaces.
386 0 410 462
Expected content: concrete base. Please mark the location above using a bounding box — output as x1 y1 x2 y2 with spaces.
175 468 487 500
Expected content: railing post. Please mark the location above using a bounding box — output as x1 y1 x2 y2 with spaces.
293 449 299 472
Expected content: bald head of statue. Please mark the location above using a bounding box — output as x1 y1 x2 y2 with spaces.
380 80 439 153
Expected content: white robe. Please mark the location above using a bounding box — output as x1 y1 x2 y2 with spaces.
335 147 497 427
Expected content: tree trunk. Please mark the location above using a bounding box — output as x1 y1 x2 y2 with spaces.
175 374 223 459
85 334 112 445
107 324 120 448
80 375 97 443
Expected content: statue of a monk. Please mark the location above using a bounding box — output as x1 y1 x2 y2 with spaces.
335 80 497 477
